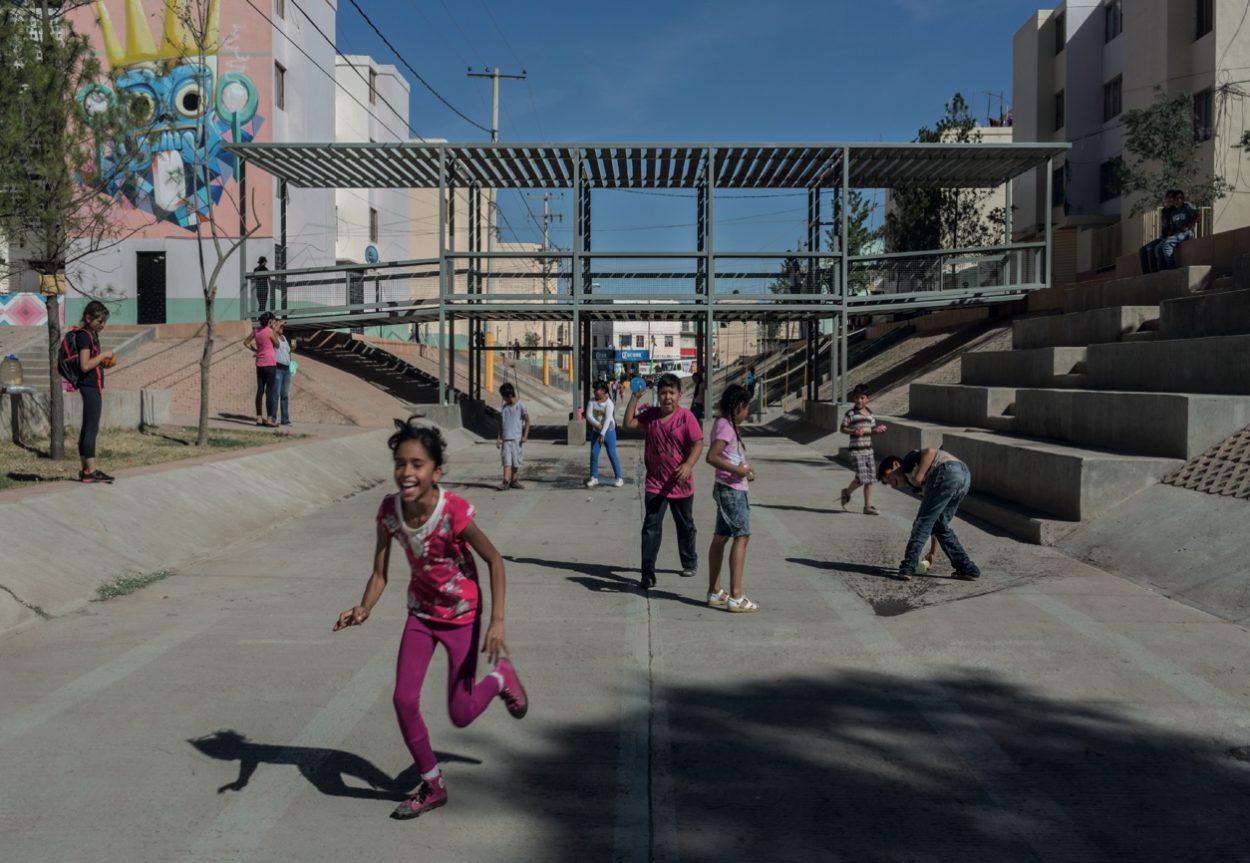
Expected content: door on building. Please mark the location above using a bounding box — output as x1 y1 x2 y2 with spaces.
136 252 167 324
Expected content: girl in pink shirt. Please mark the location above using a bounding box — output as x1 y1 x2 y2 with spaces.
334 420 528 820
705 385 758 612
243 311 279 426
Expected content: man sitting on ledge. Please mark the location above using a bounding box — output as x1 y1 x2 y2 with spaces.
1139 190 1199 274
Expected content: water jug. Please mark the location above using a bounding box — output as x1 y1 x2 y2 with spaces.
0 354 22 387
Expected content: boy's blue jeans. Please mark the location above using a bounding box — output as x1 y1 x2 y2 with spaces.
900 462 979 576
589 427 622 479
1153 232 1191 271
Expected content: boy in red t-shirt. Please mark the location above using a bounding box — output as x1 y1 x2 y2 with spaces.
623 373 704 589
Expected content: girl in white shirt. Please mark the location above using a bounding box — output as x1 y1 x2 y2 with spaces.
585 380 624 487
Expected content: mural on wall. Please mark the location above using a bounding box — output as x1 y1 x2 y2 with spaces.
0 294 65 327
78 0 262 231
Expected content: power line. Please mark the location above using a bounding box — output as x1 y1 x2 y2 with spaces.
345 0 490 134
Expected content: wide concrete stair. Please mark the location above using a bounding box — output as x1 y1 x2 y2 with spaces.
879 266 1250 544
9 325 156 393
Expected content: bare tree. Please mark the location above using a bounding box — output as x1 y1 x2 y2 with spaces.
170 0 262 445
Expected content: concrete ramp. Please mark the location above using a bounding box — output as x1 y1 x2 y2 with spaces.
1058 484 1250 625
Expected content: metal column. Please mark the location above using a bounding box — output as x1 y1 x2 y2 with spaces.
839 148 850 404
447 162 457 402
703 147 716 421
437 150 447 406
468 183 481 399
579 165 592 409
1004 175 1015 285
1044 157 1053 288
571 153 582 414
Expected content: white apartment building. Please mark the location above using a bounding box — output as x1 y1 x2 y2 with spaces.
52 0 338 325
1013 0 1250 278
335 55 410 267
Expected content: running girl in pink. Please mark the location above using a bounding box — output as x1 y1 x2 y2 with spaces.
333 419 528 820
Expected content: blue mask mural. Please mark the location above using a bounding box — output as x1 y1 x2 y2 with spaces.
79 0 262 231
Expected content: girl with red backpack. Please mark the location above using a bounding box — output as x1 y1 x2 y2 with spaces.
65 301 117 483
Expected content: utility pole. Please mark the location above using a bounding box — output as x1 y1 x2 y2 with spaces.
467 67 527 297
527 193 562 385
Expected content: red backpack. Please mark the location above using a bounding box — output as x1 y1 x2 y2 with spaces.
58 327 99 392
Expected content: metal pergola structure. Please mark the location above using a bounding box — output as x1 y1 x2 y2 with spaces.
226 141 1067 414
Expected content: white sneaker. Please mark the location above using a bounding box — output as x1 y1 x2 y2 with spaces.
585 477 599 488
612 478 624 487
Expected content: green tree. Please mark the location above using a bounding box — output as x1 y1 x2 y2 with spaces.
0 1 148 459
827 188 882 295
1121 87 1227 215
885 93 1005 253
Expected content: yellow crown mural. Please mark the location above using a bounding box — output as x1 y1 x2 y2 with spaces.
95 0 219 68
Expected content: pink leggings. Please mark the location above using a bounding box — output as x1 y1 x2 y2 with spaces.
393 614 501 774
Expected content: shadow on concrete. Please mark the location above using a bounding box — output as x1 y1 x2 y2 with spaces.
512 671 1250 861
188 730 481 799
788 556 900 580
506 555 707 608
754 502 841 514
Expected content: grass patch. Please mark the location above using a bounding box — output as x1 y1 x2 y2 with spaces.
96 569 174 600
0 426 304 491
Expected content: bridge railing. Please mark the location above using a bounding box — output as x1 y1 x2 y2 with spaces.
242 241 1047 321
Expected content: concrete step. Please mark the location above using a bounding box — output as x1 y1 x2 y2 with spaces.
1160 288 1250 339
961 346 1086 388
1085 334 1250 395
1012 388 1250 459
957 490 1081 546
1012 306 1158 350
1063 266 1212 313
872 415 954 457
909 383 1015 428
942 430 1182 522
1121 331 1160 342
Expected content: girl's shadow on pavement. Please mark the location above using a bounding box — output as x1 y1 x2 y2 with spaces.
189 730 481 799
506 555 708 608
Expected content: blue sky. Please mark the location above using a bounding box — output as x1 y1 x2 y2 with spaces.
337 0 1046 251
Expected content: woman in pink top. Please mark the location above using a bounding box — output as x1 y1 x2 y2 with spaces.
623 372 704 590
334 420 528 821
243 311 279 426
705 385 758 612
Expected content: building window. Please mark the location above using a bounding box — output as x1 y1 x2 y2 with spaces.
369 207 378 243
1051 165 1065 208
1099 158 1122 202
1197 0 1214 39
274 62 285 111
368 68 377 105
1053 89 1065 131
1193 88 1214 141
1054 11 1065 54
664 335 674 348
274 0 284 19
1103 75 1122 121
1104 0 1122 42
635 335 644 348
619 334 631 349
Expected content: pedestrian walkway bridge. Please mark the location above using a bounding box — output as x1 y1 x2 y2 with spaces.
226 141 1066 407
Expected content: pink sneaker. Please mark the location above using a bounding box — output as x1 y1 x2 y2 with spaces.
390 774 448 820
495 657 529 719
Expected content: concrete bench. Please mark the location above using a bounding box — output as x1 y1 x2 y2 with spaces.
961 347 1086 388
1012 388 1250 459
1012 306 1158 350
942 431 1181 522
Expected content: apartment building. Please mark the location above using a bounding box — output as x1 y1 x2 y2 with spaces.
1013 0 1250 279
40 0 338 324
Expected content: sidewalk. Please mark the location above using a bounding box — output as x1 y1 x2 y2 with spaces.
1 428 1247 860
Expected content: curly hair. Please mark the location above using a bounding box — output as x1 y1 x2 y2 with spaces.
387 417 448 468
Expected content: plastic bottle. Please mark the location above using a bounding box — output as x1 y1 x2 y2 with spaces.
0 354 23 387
